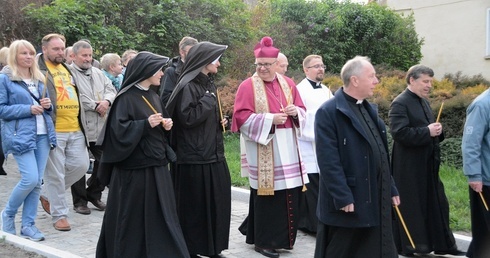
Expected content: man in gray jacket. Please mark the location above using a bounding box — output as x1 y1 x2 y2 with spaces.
68 40 116 215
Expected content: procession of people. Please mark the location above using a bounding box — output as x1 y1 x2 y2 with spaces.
0 33 481 258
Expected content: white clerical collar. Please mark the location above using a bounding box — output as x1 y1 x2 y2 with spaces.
135 83 150 91
356 99 363 104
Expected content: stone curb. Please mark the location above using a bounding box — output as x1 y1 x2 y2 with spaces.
1 186 472 257
1 230 82 258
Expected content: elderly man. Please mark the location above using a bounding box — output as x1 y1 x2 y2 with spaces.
276 52 288 75
314 56 400 258
38 34 90 231
295 55 333 234
69 40 116 215
232 36 307 258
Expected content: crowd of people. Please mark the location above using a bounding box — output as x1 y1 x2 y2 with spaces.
0 32 486 258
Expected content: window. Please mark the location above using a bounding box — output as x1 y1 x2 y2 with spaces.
486 8 490 57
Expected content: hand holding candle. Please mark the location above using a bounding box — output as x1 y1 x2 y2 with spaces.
142 96 167 128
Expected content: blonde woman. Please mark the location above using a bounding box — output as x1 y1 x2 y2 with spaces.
100 53 123 91
0 40 56 241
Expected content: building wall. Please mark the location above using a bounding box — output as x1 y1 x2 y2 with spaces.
386 0 490 79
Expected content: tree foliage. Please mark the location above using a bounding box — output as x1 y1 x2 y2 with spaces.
0 0 47 47
2 0 422 78
265 0 423 73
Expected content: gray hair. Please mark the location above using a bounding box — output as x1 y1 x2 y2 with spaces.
72 40 92 54
340 56 371 87
179 36 198 50
406 64 434 85
121 49 138 65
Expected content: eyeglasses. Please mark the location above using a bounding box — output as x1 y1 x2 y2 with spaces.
307 64 326 69
254 61 277 69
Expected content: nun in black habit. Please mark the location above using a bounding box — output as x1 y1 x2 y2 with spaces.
95 51 190 258
166 42 231 258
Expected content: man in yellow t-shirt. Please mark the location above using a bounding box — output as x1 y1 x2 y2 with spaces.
38 33 89 232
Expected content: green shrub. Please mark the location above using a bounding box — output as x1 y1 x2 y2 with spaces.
461 84 488 99
432 78 457 100
435 95 474 138
440 137 463 169
444 71 490 89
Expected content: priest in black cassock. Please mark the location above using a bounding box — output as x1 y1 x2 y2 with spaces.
95 51 190 258
314 56 400 258
389 64 465 256
166 42 231 258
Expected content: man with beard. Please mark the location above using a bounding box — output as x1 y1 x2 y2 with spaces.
68 40 116 216
232 36 308 258
314 56 400 258
295 55 333 234
38 34 89 231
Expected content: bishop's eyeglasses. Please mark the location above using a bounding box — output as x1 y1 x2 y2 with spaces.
254 61 277 69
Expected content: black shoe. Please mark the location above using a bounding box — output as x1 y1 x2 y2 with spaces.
0 168 6 175
254 246 279 258
89 200 106 211
74 205 91 215
434 249 466 256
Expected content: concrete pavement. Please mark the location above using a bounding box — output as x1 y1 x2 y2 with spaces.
0 155 470 257
0 155 315 258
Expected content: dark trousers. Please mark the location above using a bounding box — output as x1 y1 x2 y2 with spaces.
71 142 105 207
467 185 490 258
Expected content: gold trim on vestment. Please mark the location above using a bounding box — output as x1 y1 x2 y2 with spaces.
251 72 292 195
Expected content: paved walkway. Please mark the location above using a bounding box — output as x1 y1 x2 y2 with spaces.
0 155 316 258
0 155 471 257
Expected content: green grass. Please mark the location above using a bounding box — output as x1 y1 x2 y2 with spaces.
224 133 472 232
224 132 249 188
440 164 471 233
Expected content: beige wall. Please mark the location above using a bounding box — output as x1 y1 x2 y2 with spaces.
387 0 490 79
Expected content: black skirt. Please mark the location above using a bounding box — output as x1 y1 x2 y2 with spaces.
240 187 302 249
96 166 189 258
298 173 320 233
174 161 232 256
